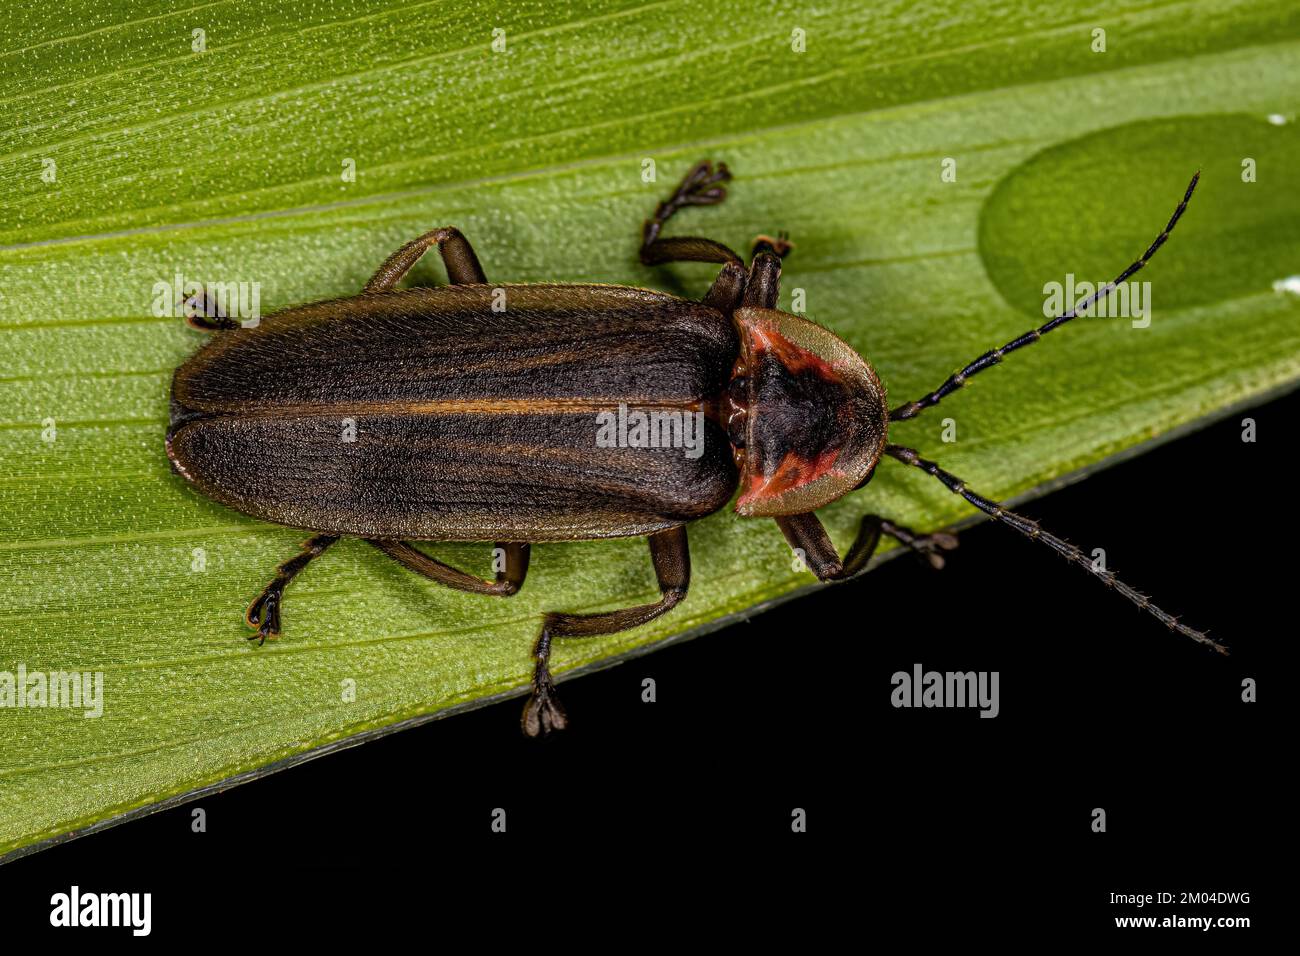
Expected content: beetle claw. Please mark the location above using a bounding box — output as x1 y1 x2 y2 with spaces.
522 677 568 737
752 233 794 259
182 289 241 331
912 531 960 570
683 159 730 189
671 161 731 209
245 587 283 645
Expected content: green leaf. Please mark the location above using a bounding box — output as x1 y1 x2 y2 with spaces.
2 0 1297 857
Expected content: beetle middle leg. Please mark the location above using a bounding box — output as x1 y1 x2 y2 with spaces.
523 526 690 736
774 511 958 581
364 226 486 292
368 540 529 596
246 534 340 645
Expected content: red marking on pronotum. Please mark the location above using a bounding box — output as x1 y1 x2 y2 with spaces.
734 314 852 510
739 445 843 507
741 314 844 380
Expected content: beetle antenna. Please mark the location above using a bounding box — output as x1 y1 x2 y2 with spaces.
885 443 1227 655
889 172 1200 422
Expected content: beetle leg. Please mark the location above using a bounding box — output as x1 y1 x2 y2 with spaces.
246 534 340 645
774 511 958 581
751 232 793 261
640 160 743 270
368 540 529 596
523 526 690 737
702 261 748 313
182 288 241 331
742 250 784 309
640 234 744 267
641 159 732 250
364 226 486 292
640 160 746 308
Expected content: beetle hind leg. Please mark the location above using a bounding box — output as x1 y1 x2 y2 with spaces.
367 540 529 596
523 527 690 737
246 534 340 645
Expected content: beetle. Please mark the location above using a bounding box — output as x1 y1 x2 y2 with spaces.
167 159 1224 736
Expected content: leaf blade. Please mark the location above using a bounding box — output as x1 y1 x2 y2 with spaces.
2 1 1298 856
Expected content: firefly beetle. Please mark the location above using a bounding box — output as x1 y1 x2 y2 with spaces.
167 159 1223 736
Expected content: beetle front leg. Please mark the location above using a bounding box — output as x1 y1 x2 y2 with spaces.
246 534 340 644
639 160 756 310
364 226 486 292
775 512 958 581
743 249 784 309
640 160 744 270
751 233 793 261
523 526 690 736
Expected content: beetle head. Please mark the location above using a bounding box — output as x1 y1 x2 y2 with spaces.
728 306 888 517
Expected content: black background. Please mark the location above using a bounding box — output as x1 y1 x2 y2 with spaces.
3 388 1286 938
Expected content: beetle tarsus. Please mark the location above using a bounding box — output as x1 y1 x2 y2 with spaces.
245 586 283 644
183 290 242 332
522 670 568 738
752 232 793 260
887 523 959 570
641 159 732 249
669 159 731 208
243 534 339 646
522 624 568 736
639 159 745 270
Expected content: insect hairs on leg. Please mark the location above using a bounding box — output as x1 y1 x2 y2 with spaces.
884 172 1226 655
